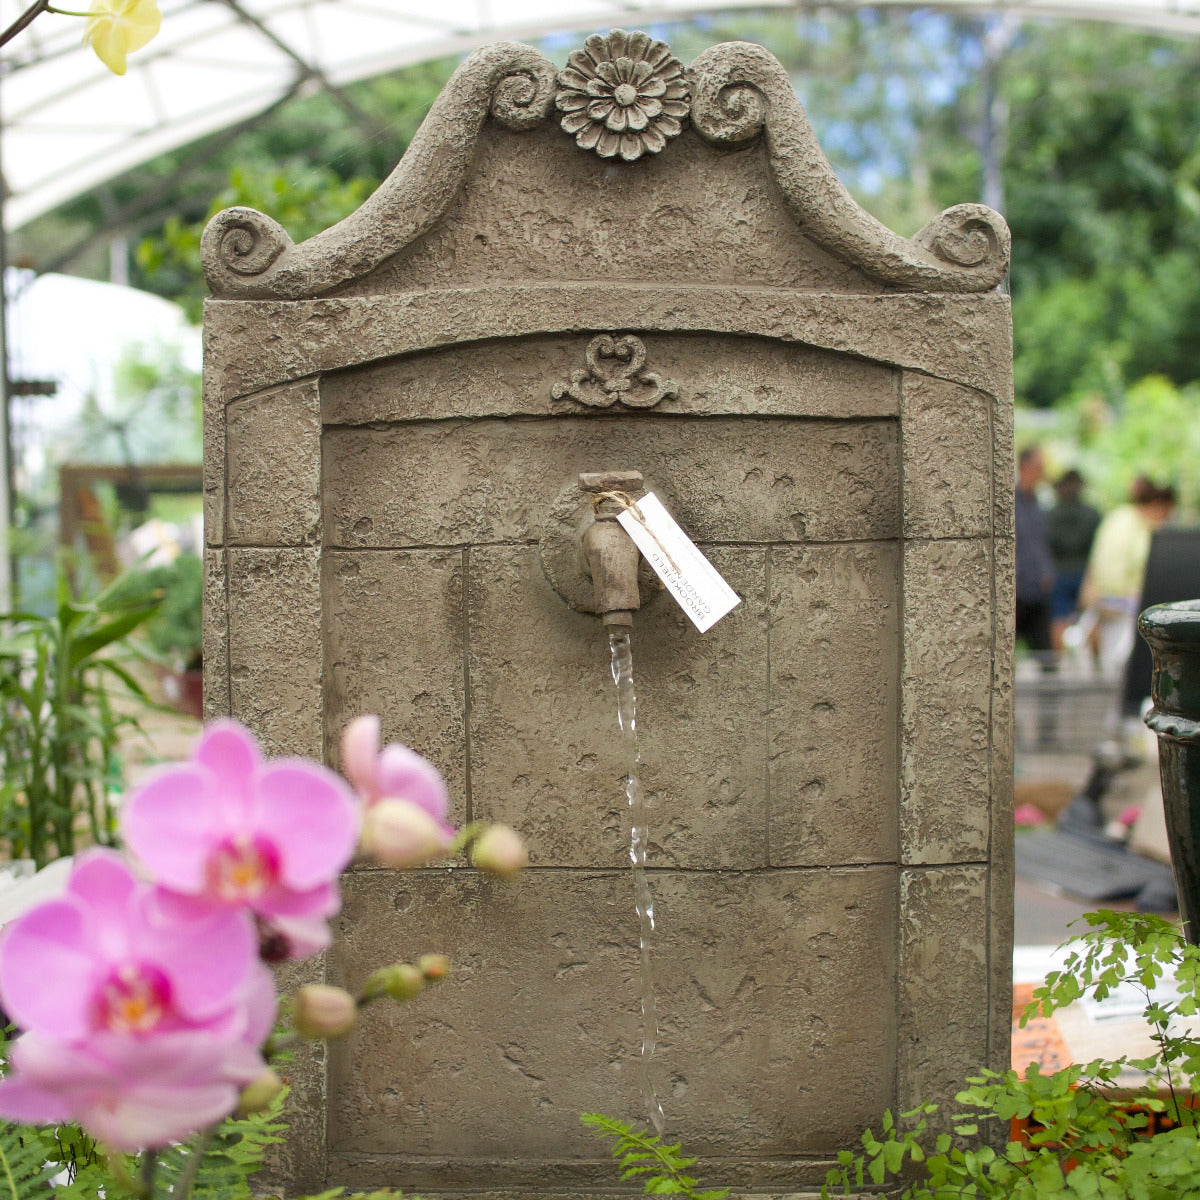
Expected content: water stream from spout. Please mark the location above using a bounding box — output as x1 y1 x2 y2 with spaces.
608 628 666 1135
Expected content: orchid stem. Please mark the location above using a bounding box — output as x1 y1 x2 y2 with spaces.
0 0 49 49
263 1030 299 1058
137 1150 158 1199
174 1123 217 1200
448 821 486 857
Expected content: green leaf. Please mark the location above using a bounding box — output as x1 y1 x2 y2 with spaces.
67 606 159 669
152 1089 289 1199
0 1121 57 1200
581 1113 727 1200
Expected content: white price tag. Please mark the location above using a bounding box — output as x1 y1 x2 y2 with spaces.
615 493 741 633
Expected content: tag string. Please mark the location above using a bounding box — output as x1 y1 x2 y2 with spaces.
591 490 681 576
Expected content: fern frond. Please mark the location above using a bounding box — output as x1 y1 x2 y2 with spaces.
155 1089 289 1199
296 1190 422 1199
580 1113 729 1200
0 1121 55 1200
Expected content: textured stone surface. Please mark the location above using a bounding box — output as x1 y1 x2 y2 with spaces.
202 370 225 545
201 547 228 719
344 125 882 298
323 416 898 549
768 543 900 866
989 535 1017 1070
257 955 328 1197
993 375 1016 538
901 372 993 540
900 539 994 865
202 44 1007 302
226 379 321 546
347 1193 844 1200
327 865 897 1192
322 331 898 424
898 866 992 1127
468 545 767 868
202 30 1014 1199
367 1192 842 1200
206 288 1012 407
226 547 322 758
323 549 468 815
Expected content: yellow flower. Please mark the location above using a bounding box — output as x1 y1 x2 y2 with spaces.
82 0 161 76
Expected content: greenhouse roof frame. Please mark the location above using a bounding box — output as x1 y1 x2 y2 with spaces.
3 0 1200 232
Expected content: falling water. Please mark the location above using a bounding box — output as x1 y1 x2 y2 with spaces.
608 628 666 1135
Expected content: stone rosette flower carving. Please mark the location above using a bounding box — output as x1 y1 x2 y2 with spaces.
555 30 690 161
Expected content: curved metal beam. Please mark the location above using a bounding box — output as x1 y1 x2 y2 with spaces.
0 0 1195 229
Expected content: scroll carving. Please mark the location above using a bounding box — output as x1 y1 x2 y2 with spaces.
551 335 679 409
202 32 1008 300
202 42 557 299
689 40 1010 292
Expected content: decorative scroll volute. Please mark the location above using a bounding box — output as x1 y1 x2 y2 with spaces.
688 40 1010 292
202 32 1009 301
201 42 557 300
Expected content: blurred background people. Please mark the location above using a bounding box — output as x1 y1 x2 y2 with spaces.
1016 445 1056 655
1047 468 1101 650
1079 475 1177 675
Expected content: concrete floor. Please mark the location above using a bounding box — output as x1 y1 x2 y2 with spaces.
1014 732 1175 946
1013 874 1160 945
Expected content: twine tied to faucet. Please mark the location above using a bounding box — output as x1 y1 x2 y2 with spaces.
590 490 680 576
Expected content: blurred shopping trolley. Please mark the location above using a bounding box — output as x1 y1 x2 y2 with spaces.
1017 528 1200 756
1014 647 1123 756
1014 529 1200 909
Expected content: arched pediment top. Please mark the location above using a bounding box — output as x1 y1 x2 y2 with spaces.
201 34 1010 300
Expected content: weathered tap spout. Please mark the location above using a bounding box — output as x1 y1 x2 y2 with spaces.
580 471 644 630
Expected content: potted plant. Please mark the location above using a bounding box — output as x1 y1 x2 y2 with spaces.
106 552 202 718
0 571 160 868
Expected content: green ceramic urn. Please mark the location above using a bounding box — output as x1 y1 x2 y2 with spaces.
1141 600 1200 943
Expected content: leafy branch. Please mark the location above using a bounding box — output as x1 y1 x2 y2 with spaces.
581 1113 728 1199
825 911 1200 1198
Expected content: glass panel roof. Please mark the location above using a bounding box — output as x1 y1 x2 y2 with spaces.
1 0 1197 230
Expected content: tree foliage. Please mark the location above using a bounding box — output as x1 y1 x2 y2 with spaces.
16 14 1200 411
1000 24 1200 406
12 59 458 320
1020 373 1200 514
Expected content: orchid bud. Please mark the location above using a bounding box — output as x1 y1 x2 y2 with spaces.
293 984 358 1039
383 963 427 1001
363 963 420 1002
471 824 529 876
238 1068 285 1115
361 798 451 868
418 953 449 982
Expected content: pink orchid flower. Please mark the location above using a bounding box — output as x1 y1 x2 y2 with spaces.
341 715 451 820
255 913 332 962
121 721 360 927
0 1028 260 1151
0 851 277 1150
341 715 454 867
0 850 256 1042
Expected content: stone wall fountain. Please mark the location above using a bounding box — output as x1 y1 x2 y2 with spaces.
202 29 1015 1198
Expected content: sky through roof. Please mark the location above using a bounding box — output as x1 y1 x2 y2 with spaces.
4 0 1200 231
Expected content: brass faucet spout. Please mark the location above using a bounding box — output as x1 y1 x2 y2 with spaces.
579 470 645 624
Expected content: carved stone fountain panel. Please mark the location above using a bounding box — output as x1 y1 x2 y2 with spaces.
203 28 1014 1199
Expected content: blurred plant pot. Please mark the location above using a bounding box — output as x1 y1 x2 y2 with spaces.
157 665 203 720
1140 600 1200 943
